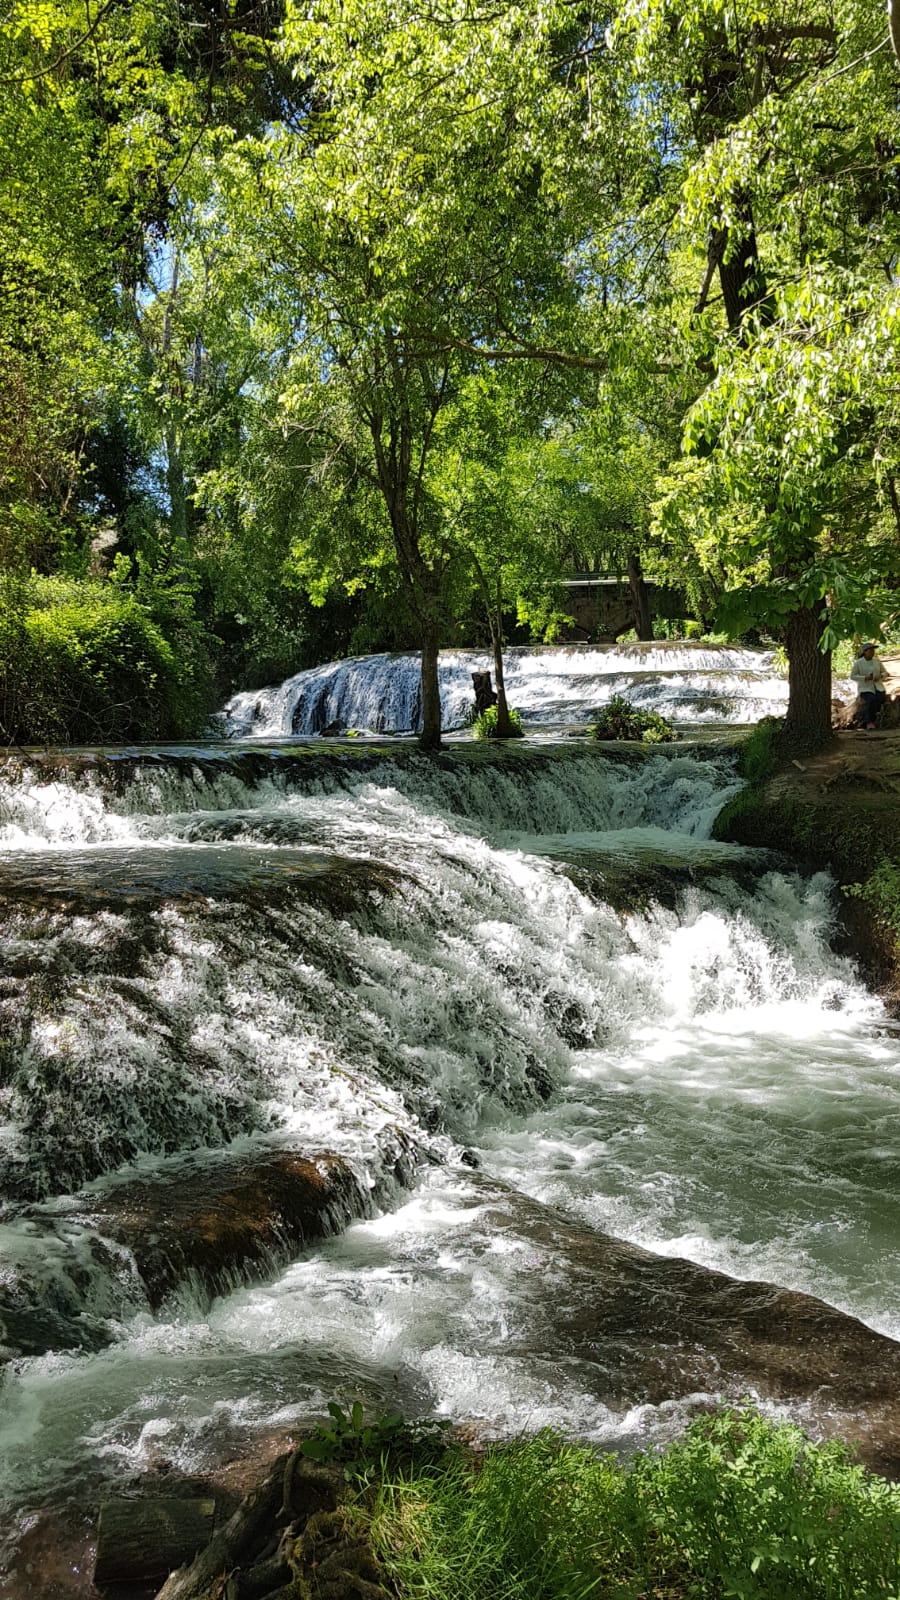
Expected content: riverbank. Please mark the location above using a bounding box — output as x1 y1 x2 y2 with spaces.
139 1407 900 1600
713 725 900 1006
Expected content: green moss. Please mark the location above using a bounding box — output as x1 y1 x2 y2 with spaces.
736 715 782 783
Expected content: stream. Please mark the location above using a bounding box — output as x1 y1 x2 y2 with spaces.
0 645 896 1596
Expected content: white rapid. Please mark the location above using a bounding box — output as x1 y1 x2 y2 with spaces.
222 642 792 737
0 740 898 1596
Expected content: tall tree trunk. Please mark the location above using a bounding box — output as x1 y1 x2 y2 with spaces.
419 609 443 751
710 204 769 333
782 603 833 753
626 551 654 641
166 428 189 546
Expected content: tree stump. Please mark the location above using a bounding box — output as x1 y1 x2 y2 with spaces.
471 672 497 716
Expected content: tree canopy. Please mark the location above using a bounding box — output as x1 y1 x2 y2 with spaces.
1 0 898 746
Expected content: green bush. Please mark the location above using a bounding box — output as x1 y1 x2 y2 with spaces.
0 574 212 745
372 1407 900 1600
847 860 900 941
472 704 525 740
590 694 676 743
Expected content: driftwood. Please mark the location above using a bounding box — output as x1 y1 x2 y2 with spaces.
95 1498 216 1585
153 1457 285 1600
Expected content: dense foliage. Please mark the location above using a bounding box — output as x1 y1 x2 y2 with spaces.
0 575 210 744
2 0 899 745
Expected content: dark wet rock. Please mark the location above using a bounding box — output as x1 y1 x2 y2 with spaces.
0 1135 420 1362
3 737 663 800
94 1497 216 1587
0 1228 136 1363
561 847 779 915
93 1144 415 1309
0 848 401 917
0 1297 114 1363
467 1177 900 1477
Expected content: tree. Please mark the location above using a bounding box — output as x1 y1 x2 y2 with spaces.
615 0 900 748
211 0 591 746
426 370 578 734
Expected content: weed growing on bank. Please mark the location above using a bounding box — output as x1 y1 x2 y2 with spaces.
370 1408 900 1600
847 860 900 942
711 716 784 840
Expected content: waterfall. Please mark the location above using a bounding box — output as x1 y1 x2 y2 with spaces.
222 642 794 737
0 739 897 1586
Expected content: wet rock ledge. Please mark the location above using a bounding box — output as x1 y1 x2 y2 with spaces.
714 728 900 1005
0 1135 417 1365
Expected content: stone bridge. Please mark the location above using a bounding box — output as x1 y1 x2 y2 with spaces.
558 577 692 642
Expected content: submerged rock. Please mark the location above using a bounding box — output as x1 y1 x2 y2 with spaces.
467 1177 900 1477
0 1135 419 1361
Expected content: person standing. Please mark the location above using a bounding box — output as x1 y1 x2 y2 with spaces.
850 642 888 729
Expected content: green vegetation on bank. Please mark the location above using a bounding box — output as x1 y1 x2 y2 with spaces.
847 863 900 946
710 717 783 842
590 696 677 744
0 575 210 745
264 1406 900 1600
472 705 526 741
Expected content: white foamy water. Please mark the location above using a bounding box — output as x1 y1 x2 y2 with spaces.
223 642 792 736
0 739 898 1589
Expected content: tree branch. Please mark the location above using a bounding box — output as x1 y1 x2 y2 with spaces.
0 0 118 85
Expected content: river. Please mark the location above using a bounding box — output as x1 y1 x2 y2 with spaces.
0 645 897 1596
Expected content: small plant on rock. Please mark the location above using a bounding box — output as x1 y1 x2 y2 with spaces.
472 704 525 740
590 695 676 743
299 1401 454 1483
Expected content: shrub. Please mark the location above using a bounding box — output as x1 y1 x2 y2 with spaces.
472 704 525 740
0 574 212 745
847 860 900 941
590 694 676 743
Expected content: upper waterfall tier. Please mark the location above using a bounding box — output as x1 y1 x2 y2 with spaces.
222 642 792 738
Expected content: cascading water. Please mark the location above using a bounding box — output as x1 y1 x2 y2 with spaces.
222 641 795 737
0 736 898 1597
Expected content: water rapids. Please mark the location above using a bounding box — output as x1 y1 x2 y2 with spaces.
0 719 896 1593
222 641 795 737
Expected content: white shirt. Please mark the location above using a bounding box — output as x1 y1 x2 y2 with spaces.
850 654 887 691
